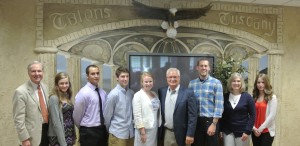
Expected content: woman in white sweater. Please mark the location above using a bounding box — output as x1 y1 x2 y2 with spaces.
132 72 162 146
252 73 278 146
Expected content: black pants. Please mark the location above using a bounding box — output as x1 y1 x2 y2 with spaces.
252 132 274 146
80 125 108 146
40 123 49 146
20 124 49 146
192 117 219 146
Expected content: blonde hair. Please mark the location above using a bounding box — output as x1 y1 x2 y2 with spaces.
140 72 154 86
227 72 246 93
51 72 73 105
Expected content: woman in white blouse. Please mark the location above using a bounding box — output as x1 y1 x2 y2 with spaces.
132 72 162 146
252 73 278 146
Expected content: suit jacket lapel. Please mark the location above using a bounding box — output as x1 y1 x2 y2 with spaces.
26 81 41 111
161 87 168 114
174 86 184 112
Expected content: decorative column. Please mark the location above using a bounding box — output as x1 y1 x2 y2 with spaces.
94 63 103 88
66 54 81 146
111 65 119 88
102 64 115 92
247 54 260 93
67 54 81 97
267 49 284 146
34 47 58 93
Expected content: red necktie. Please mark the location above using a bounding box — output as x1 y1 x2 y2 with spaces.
38 85 48 123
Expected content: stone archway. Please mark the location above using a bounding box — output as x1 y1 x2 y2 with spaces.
35 1 283 145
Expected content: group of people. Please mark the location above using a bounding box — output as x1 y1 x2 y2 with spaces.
12 59 277 146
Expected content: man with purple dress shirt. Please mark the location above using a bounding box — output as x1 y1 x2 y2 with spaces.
73 65 108 146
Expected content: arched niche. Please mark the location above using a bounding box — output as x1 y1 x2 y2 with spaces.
36 1 284 145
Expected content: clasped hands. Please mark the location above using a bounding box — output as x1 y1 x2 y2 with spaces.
253 127 261 137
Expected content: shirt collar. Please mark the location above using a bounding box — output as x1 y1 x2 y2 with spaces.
116 84 127 92
199 75 210 82
29 80 39 89
87 82 98 90
168 84 180 93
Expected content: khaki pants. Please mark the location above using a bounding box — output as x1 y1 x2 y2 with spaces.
164 129 191 146
108 133 134 146
164 129 178 146
223 133 249 146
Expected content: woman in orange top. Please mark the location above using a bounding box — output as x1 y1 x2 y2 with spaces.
252 73 278 146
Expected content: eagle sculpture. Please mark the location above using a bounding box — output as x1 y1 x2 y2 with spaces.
132 1 212 38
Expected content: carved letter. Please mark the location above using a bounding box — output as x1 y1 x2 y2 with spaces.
85 9 94 21
66 13 78 25
50 13 67 30
246 17 253 27
231 14 238 25
253 18 260 30
264 22 275 36
219 12 230 25
77 10 82 23
261 19 269 30
94 8 104 19
239 16 245 25
103 8 111 18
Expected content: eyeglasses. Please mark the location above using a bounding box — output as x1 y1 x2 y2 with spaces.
167 76 179 79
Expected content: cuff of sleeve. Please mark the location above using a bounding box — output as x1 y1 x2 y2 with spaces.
257 128 263 133
245 130 252 135
136 123 145 129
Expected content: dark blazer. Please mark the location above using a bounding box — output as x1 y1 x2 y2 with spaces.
220 92 255 137
158 85 197 146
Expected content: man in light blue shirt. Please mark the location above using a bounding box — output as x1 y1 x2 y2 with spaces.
73 65 108 146
104 66 135 146
189 59 224 146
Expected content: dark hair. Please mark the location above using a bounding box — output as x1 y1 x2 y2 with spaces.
115 66 129 78
197 58 211 66
253 73 273 102
52 72 73 105
86 65 99 75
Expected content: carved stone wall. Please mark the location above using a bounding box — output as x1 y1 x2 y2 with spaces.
4 0 300 146
35 1 283 146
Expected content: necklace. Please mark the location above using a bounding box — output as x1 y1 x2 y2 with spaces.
229 93 240 106
233 98 238 104
230 96 239 104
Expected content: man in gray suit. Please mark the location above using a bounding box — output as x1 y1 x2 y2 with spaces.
158 68 197 146
13 61 49 146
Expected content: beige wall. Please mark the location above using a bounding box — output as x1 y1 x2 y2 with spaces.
0 0 37 145
1 0 300 145
281 7 300 145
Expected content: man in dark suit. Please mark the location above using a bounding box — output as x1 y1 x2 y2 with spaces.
158 67 197 146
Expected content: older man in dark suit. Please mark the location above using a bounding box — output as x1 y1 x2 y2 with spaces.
158 67 197 146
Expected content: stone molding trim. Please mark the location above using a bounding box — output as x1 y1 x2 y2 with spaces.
35 2 284 146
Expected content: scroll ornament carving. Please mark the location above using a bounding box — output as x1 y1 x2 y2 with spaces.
70 40 111 63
